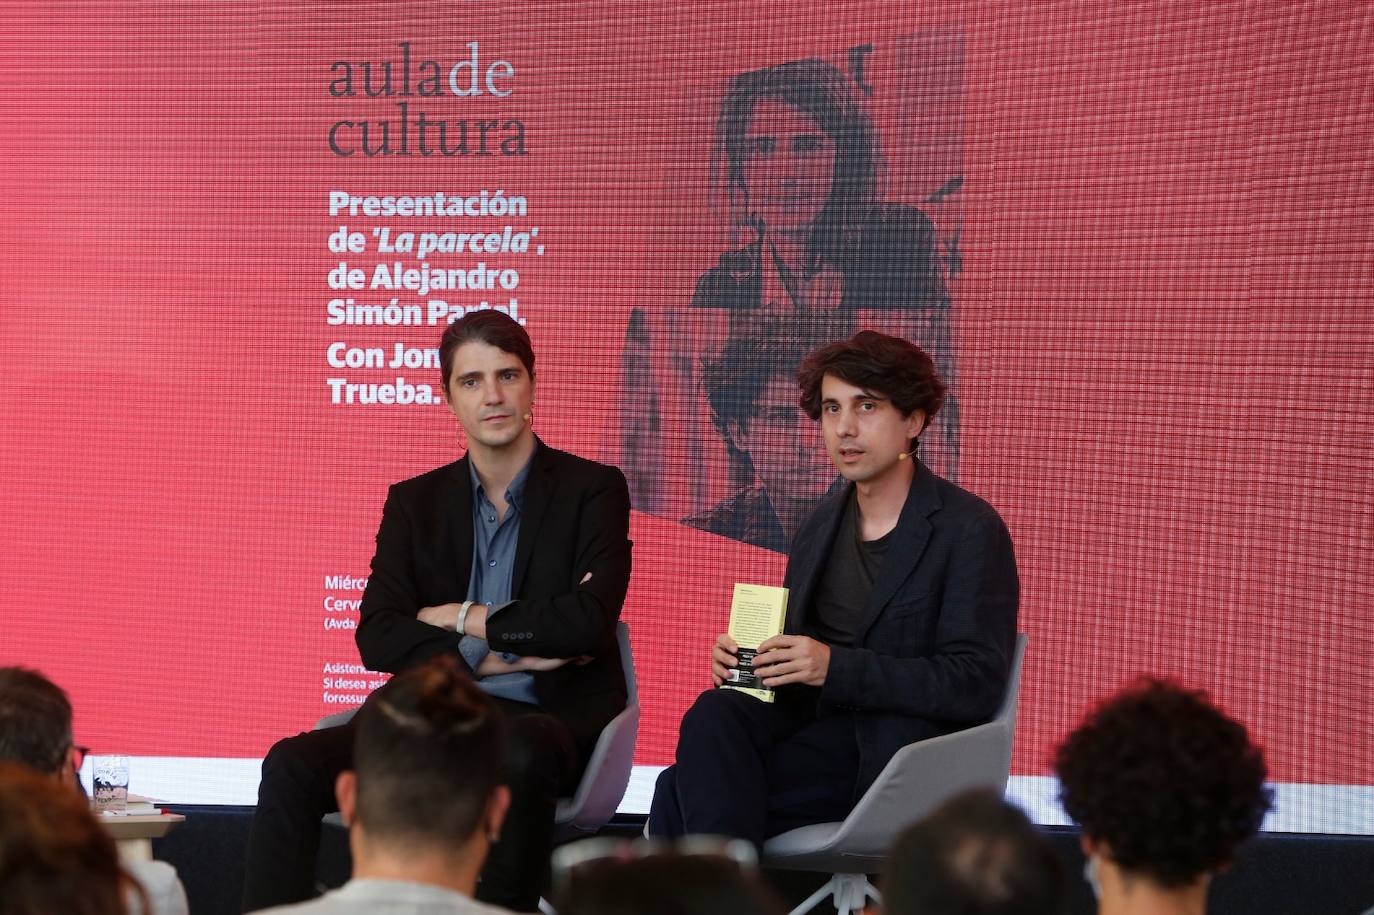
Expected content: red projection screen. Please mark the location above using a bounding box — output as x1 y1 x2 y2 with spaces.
1 2 1370 832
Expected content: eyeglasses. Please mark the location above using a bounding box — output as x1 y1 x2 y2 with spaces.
71 744 91 770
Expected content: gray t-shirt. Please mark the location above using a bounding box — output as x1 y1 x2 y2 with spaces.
807 492 891 647
254 878 514 915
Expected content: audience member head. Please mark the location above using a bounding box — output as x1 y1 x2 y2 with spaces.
551 838 786 915
339 655 508 865
0 762 141 915
1054 678 1271 909
882 788 1065 915
0 667 81 783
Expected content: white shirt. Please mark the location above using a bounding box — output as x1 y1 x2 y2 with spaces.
126 860 189 915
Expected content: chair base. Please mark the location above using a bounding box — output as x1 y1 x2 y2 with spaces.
788 872 879 915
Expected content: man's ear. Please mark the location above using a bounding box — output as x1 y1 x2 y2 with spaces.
63 747 83 791
336 770 358 827
905 409 927 441
485 785 511 841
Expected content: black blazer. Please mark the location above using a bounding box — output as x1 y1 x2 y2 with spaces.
784 460 1019 793
355 442 633 750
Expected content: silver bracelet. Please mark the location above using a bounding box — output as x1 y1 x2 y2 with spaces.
457 600 475 635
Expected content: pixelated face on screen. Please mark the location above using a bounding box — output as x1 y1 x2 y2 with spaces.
820 374 924 484
743 99 837 235
444 341 535 450
732 375 834 507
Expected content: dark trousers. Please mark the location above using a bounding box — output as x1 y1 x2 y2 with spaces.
240 697 580 913
647 687 860 846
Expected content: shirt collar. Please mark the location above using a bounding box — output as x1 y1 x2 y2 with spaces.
332 879 479 905
468 440 538 512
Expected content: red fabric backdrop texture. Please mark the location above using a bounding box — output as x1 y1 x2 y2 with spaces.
1 2 1370 793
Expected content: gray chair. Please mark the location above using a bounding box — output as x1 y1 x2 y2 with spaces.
318 621 640 842
761 633 1029 915
553 621 640 839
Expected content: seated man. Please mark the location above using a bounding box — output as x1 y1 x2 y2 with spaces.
0 667 189 915
256 656 514 914
243 311 633 912
881 788 1065 915
649 330 1018 843
1055 678 1271 914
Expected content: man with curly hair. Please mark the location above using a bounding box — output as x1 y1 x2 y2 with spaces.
649 331 1018 844
1054 678 1272 914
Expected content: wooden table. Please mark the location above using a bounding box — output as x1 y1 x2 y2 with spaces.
96 813 186 861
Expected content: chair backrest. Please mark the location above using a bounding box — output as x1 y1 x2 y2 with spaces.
616 620 638 704
822 633 1028 859
555 621 640 834
320 623 640 834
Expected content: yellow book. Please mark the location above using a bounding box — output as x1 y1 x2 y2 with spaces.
722 583 789 703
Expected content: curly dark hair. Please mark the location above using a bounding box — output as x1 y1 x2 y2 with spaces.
1054 678 1272 888
797 330 945 440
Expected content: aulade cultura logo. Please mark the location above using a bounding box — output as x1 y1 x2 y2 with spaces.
326 41 526 157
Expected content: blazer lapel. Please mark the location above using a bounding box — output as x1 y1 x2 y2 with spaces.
512 444 554 595
853 462 941 642
785 485 851 633
449 456 476 590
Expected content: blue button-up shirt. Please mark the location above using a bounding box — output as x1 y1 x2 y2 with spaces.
457 449 539 705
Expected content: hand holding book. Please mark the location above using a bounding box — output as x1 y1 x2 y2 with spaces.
718 583 789 702
752 634 831 688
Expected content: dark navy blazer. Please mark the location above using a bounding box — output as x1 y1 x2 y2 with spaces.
783 459 1019 795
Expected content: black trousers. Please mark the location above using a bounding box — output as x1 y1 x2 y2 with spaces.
647 686 861 846
240 697 580 913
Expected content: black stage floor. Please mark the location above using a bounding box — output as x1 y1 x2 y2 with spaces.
155 806 1374 915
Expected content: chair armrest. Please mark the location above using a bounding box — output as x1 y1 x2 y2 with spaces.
314 708 359 731
821 719 1013 859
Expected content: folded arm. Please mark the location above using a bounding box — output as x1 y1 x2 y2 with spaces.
355 487 469 674
484 469 632 659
